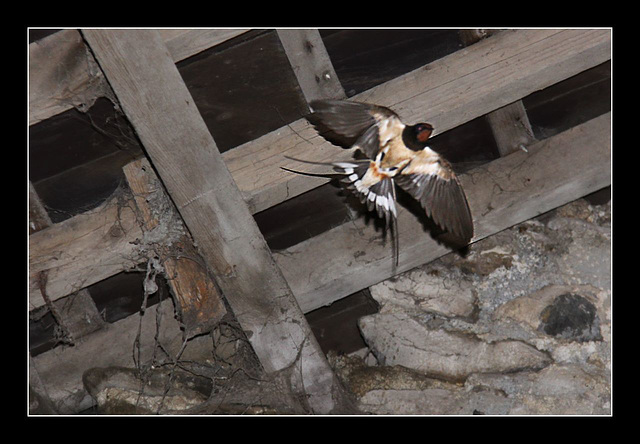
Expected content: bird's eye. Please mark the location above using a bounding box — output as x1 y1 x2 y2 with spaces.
416 124 433 142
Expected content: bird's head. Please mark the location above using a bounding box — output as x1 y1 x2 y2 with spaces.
403 123 434 150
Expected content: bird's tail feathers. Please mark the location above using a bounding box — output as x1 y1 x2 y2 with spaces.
282 155 370 176
283 154 399 267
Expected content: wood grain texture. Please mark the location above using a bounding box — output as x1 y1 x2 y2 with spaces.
123 158 226 338
29 196 143 310
29 29 110 125
458 30 536 157
158 28 250 61
223 29 611 214
29 181 53 234
82 29 346 413
29 29 250 125
277 29 346 102
28 112 610 313
29 29 610 311
486 101 536 156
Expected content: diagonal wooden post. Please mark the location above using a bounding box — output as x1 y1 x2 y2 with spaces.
459 30 536 156
276 29 346 103
82 29 349 414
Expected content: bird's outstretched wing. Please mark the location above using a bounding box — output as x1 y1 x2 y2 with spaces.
308 100 403 159
395 151 474 244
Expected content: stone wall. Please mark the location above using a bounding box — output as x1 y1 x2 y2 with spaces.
331 197 611 415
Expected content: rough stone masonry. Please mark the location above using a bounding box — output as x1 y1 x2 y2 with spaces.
81 195 610 415
330 196 611 415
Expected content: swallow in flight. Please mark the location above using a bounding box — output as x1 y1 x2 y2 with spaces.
283 99 474 266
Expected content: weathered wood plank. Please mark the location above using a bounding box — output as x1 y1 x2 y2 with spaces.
28 182 106 336
223 28 611 214
29 28 251 125
459 30 536 157
158 28 250 61
29 180 106 415
28 196 143 310
275 112 611 313
29 356 59 414
276 29 346 103
82 29 349 414
29 112 610 413
123 158 227 338
29 29 110 126
28 111 611 316
486 100 537 156
29 181 53 234
28 29 610 311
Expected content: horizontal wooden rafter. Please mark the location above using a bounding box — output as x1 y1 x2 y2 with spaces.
29 112 610 311
223 28 611 214
28 196 143 310
28 28 611 309
29 28 250 125
157 28 250 62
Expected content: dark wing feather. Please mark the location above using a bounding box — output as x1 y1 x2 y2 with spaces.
308 100 398 159
396 172 474 244
347 175 399 266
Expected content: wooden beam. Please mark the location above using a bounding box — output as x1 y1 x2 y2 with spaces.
29 182 105 332
28 29 611 309
459 30 536 156
30 356 59 414
28 111 611 316
122 158 226 338
29 195 143 310
28 178 107 338
276 29 346 103
157 28 250 62
29 181 106 414
30 113 609 412
81 29 349 414
485 100 537 156
29 29 110 126
28 181 53 234
275 112 611 313
223 28 611 214
29 28 251 125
